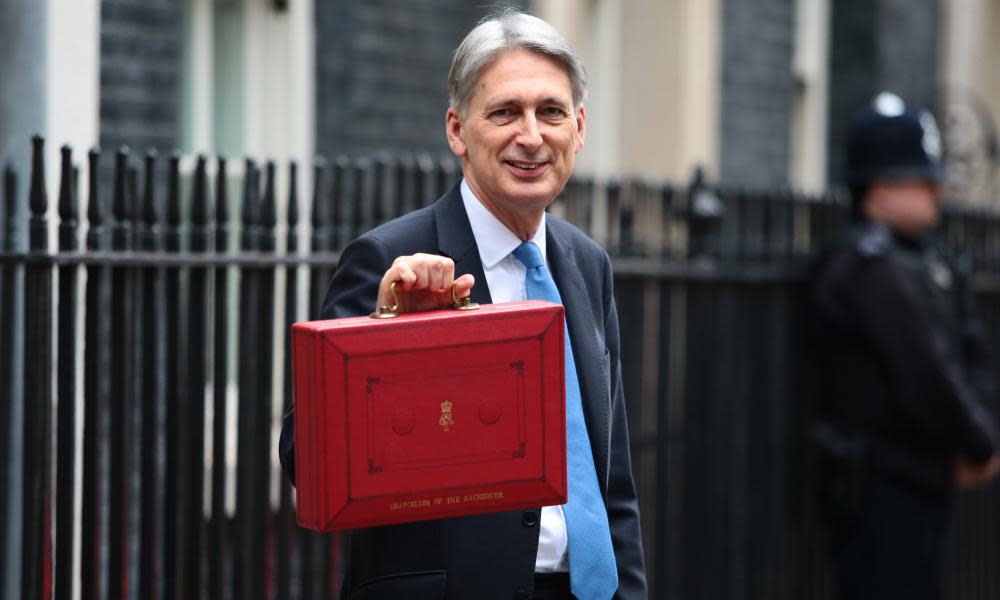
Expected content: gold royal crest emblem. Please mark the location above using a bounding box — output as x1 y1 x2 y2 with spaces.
439 400 455 431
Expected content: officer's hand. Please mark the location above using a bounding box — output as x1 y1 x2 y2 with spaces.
954 454 1000 490
375 253 475 315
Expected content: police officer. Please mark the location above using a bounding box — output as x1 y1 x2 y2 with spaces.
809 92 1000 600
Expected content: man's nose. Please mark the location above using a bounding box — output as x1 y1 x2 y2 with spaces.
515 114 543 151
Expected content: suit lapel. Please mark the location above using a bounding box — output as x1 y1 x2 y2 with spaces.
432 184 493 305
546 224 611 491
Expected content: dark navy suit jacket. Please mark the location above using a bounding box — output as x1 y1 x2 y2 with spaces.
280 184 646 599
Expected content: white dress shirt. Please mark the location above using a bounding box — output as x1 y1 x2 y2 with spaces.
460 179 570 573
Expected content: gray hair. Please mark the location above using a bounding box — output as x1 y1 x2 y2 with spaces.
448 9 588 117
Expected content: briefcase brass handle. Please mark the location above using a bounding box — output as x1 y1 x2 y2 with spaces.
370 280 479 319
370 281 401 318
450 283 480 311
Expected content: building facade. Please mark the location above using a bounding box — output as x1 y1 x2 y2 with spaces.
3 1 1000 597
0 0 997 199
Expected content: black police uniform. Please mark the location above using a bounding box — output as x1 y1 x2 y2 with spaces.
810 222 999 599
808 94 999 600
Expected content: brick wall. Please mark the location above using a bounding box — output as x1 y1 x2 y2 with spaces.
315 0 526 158
718 0 797 189
99 0 181 155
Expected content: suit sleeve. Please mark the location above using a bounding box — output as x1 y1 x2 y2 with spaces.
601 253 648 599
841 253 999 463
279 235 392 486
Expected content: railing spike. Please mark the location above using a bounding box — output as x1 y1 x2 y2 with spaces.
29 135 47 218
87 148 102 226
241 158 259 251
113 147 130 223
192 155 209 226
28 135 48 251
215 156 229 254
167 152 181 227
310 156 328 230
261 160 277 228
242 158 258 228
58 145 76 222
287 161 299 229
143 150 159 227
215 156 229 225
58 146 78 251
3 163 17 251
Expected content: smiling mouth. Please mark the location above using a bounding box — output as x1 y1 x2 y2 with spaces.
504 159 548 173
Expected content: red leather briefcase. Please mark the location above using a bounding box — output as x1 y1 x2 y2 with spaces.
291 299 567 531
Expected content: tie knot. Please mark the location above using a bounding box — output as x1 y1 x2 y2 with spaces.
512 241 545 270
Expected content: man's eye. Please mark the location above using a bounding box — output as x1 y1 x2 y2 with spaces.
542 106 565 117
490 109 513 119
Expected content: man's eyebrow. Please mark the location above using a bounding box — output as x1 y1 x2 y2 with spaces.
482 98 518 112
482 96 573 113
539 96 571 109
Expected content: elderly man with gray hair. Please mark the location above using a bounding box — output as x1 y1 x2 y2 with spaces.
280 10 646 599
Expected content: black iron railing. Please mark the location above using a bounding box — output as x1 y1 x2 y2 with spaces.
2 135 1000 599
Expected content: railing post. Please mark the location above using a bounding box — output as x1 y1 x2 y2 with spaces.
234 158 263 600
82 147 109 600
356 156 375 234
397 153 417 216
331 155 352 250
108 147 135 600
0 163 20 600
0 164 8 250
309 157 332 314
186 155 210 600
163 152 189 600
277 161 299 600
138 149 164 600
55 144 80 600
304 157 338 598
375 152 396 225
209 155 230 600
22 133 53 600
258 160 278 600
416 153 436 208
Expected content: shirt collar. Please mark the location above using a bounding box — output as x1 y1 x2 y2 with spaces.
460 178 547 269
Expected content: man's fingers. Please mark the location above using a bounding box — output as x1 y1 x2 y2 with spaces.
453 274 475 298
424 255 455 292
376 255 474 314
411 261 431 291
395 254 454 292
427 258 446 292
441 261 455 292
396 261 417 288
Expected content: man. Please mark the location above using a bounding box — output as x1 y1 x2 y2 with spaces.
280 10 646 600
809 92 1000 600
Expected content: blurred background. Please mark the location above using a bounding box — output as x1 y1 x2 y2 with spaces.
1 0 998 199
1 1 999 599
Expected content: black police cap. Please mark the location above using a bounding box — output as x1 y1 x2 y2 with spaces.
846 92 946 186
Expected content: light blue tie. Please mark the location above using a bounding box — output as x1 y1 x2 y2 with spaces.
512 241 618 600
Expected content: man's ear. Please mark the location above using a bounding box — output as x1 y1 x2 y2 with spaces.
446 108 467 158
575 104 587 152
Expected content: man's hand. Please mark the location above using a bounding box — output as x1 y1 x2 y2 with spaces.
375 253 475 314
954 454 1000 490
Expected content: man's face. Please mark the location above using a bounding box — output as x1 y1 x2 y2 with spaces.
446 48 586 237
864 179 943 238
